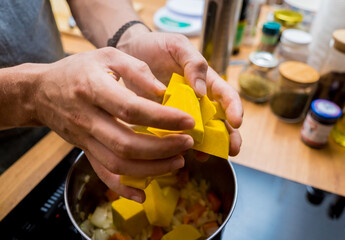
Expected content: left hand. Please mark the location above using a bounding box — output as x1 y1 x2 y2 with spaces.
118 31 243 156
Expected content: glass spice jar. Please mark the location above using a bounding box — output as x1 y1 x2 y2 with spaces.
239 51 279 103
270 61 319 122
301 99 342 148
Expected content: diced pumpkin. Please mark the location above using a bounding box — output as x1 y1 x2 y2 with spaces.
120 175 153 190
193 120 229 159
199 96 217 124
162 224 201 240
111 198 148 237
143 180 179 227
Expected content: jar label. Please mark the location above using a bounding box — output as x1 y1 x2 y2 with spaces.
301 114 334 146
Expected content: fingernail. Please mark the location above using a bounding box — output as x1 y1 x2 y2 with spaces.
154 79 167 91
181 117 195 129
195 78 207 96
171 156 185 170
184 136 194 148
130 195 143 203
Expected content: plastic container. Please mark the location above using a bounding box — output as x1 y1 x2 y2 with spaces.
313 29 345 110
301 99 342 148
239 52 278 103
275 29 312 63
257 21 281 53
270 61 319 122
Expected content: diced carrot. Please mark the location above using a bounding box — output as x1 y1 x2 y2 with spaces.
105 189 119 202
108 233 131 240
184 202 206 224
151 226 164 240
203 221 219 237
207 192 221 212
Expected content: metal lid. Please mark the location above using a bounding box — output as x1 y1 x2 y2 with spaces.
262 22 281 36
281 29 312 46
274 9 303 27
249 52 278 69
311 99 342 120
279 61 319 84
333 29 345 54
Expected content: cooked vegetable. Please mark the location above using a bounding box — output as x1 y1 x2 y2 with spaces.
207 192 221 213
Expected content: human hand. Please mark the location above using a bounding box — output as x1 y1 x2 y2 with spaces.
34 48 196 202
117 31 243 157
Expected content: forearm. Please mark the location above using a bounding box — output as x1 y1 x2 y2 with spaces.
0 64 43 129
67 0 149 48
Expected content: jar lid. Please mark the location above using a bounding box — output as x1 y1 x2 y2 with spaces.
249 52 278 68
262 22 281 36
333 29 345 54
311 99 342 120
279 61 319 84
274 9 303 27
281 29 312 46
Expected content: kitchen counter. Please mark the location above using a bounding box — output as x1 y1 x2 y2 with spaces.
0 0 344 221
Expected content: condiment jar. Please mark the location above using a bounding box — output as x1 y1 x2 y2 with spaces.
239 52 279 103
274 9 303 32
312 29 345 110
274 29 312 63
301 99 342 148
257 21 281 53
270 61 319 122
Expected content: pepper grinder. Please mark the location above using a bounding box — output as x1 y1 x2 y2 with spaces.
200 0 243 79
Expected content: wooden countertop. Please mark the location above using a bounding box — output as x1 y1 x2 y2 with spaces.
0 0 344 221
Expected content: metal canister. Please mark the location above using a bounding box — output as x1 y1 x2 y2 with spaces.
200 0 243 78
301 99 342 148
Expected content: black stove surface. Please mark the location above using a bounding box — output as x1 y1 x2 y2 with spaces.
1 148 344 240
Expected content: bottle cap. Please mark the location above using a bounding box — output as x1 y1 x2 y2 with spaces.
333 29 345 54
279 61 319 84
249 52 278 69
311 99 342 120
274 9 303 27
262 22 281 36
281 29 312 46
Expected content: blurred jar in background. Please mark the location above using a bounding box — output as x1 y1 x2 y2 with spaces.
243 0 264 46
274 29 312 63
257 21 281 53
270 61 319 122
239 52 278 103
232 0 249 55
312 29 345 110
301 99 342 148
307 0 345 71
273 9 303 33
331 109 345 147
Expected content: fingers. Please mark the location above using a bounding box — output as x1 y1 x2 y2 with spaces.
165 34 208 97
225 121 242 156
84 137 185 177
85 151 146 203
207 68 243 129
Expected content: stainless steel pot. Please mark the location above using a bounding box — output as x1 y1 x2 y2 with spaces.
65 151 237 239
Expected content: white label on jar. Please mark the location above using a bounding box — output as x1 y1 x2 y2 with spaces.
301 113 334 146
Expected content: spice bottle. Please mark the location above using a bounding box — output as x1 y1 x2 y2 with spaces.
239 52 278 102
301 99 342 148
270 61 319 122
331 109 345 147
273 9 303 33
312 29 345 110
274 29 312 63
257 21 281 53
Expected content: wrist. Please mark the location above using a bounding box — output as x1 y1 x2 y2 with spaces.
113 22 151 54
0 63 44 128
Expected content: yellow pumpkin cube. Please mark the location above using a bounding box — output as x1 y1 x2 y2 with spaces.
162 224 201 240
111 198 148 237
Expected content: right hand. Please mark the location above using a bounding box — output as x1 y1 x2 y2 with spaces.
34 48 195 202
